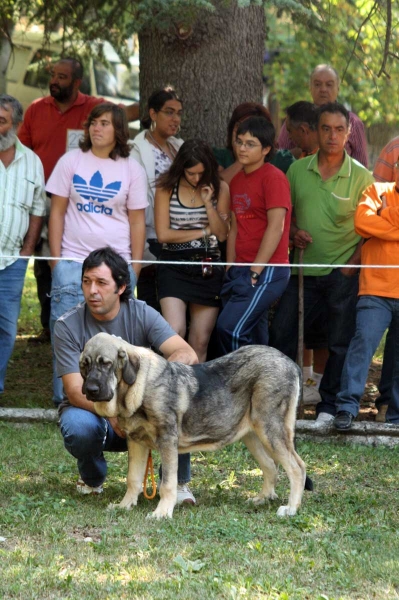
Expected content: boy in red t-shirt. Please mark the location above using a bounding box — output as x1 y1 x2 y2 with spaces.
217 116 292 354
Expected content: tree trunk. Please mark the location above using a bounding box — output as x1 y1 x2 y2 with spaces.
0 23 14 95
138 1 265 146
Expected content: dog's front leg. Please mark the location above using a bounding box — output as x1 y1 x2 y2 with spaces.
108 439 148 510
150 437 178 519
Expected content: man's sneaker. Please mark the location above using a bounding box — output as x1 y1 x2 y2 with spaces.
375 404 388 423
334 411 354 430
303 380 322 405
314 412 334 427
176 484 196 505
76 478 103 495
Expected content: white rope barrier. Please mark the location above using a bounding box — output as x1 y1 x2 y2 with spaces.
2 255 399 269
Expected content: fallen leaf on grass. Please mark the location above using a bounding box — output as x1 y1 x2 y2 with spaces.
173 555 205 573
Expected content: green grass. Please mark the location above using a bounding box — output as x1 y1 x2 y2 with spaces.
18 260 43 337
1 425 399 599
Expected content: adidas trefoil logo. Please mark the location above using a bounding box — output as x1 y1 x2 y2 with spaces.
74 171 121 215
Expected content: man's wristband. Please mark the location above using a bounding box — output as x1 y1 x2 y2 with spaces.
249 270 260 280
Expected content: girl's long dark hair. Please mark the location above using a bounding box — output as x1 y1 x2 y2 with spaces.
156 139 221 199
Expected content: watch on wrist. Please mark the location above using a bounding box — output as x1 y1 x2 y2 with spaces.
249 270 260 280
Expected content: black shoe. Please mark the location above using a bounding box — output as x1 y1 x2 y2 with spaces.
334 411 354 430
27 328 51 345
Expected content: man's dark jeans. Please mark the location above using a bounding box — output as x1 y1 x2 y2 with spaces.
269 269 359 416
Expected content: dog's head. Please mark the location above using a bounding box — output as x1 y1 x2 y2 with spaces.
79 333 140 402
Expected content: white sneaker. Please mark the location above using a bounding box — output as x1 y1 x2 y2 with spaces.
76 478 103 495
303 380 322 405
176 484 196 505
315 412 334 426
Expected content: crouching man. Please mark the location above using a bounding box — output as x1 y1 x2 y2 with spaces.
53 246 198 503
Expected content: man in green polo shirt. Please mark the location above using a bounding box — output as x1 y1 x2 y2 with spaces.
270 102 374 426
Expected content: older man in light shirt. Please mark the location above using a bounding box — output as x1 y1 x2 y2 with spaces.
0 94 46 393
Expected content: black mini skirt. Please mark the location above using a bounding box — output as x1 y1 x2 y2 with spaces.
157 250 225 307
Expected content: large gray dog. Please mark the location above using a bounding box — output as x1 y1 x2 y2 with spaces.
80 332 307 519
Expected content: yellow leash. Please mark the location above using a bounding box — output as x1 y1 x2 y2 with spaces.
143 450 157 499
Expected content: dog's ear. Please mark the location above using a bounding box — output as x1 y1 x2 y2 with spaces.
118 349 139 385
79 354 91 395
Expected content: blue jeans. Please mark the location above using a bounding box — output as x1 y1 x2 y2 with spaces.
337 295 399 422
217 266 290 354
269 270 359 416
0 258 28 393
50 260 137 404
375 326 394 409
50 261 85 404
60 406 191 487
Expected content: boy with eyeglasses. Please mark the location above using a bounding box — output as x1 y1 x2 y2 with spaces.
217 116 292 354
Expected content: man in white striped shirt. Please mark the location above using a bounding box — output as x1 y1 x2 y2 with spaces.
0 95 46 394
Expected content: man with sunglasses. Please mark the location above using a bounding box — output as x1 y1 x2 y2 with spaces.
217 116 292 354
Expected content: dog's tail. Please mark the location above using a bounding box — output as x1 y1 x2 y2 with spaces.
304 474 313 491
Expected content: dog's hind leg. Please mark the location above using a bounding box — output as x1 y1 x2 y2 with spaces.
150 438 178 519
242 432 278 504
277 448 306 517
109 439 149 510
252 425 306 517
270 439 306 517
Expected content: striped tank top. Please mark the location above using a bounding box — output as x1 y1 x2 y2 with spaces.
165 182 219 252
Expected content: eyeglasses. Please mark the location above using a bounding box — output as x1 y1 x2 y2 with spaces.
158 109 183 118
234 139 262 150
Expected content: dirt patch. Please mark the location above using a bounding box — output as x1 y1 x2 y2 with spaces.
2 337 53 408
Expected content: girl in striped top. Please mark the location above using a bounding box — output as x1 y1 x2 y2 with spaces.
155 139 230 362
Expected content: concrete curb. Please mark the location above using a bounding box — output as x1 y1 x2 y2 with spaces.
1 408 399 446
0 408 59 423
295 419 399 448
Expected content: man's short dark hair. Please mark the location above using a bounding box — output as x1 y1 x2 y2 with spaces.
82 247 132 301
317 102 350 128
58 57 84 80
286 101 318 131
236 117 276 162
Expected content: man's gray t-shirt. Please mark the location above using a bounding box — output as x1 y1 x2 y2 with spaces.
54 298 176 410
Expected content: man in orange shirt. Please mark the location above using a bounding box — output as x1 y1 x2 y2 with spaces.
335 160 399 428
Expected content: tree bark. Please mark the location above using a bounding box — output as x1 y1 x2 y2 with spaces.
0 22 14 95
138 1 265 146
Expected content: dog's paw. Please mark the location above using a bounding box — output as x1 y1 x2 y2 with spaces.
247 496 266 506
107 494 138 511
276 505 297 517
107 501 131 511
248 490 278 505
147 508 173 520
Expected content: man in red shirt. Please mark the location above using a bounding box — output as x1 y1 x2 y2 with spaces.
18 57 139 348
18 57 139 180
217 116 291 354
